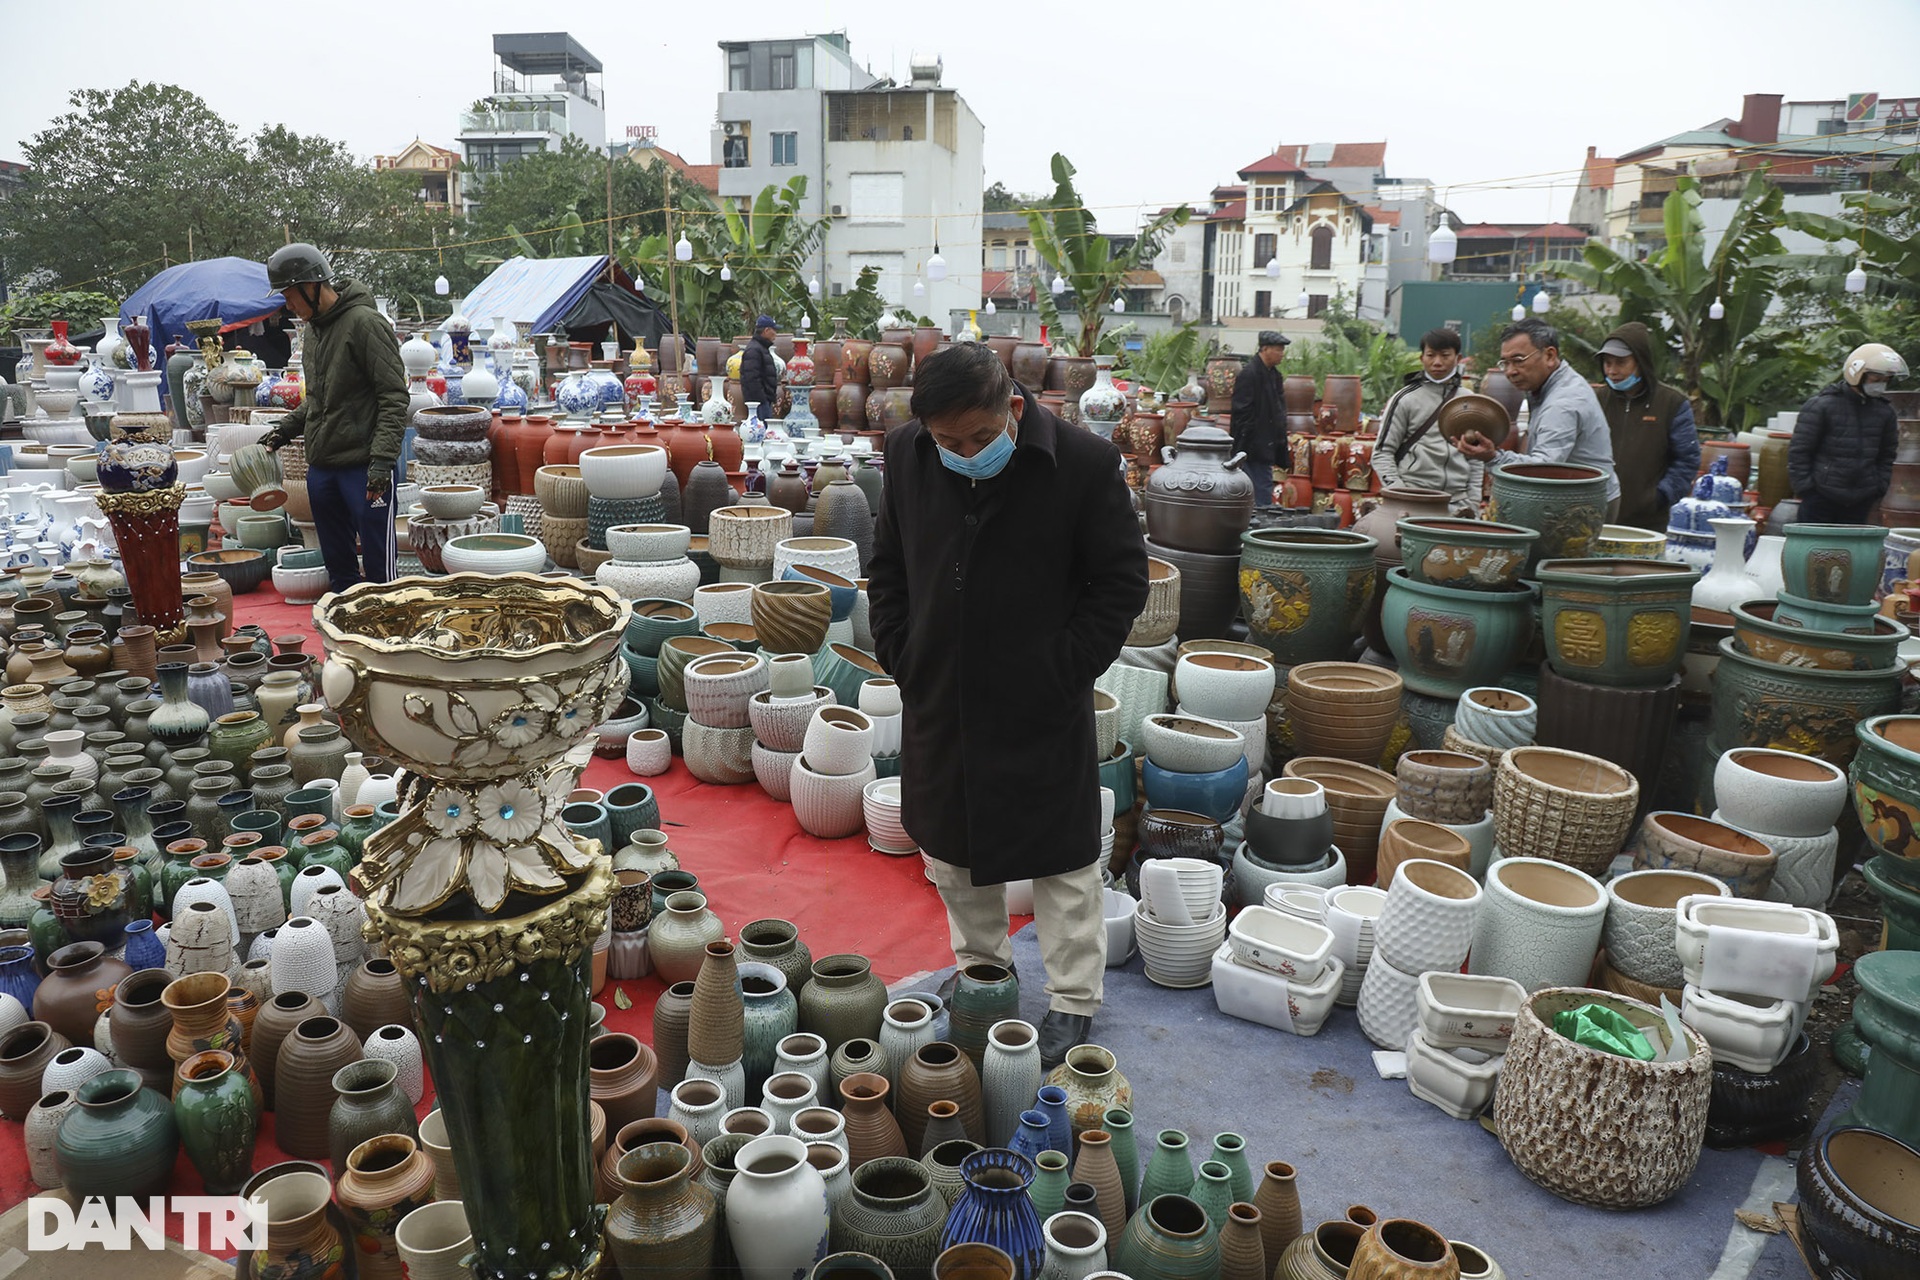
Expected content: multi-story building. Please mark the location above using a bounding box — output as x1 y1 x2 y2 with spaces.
373 139 463 210
455 32 607 213
1206 145 1374 342
712 37 983 322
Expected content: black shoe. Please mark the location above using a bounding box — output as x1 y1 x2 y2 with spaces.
1038 1011 1093 1071
934 961 1019 1006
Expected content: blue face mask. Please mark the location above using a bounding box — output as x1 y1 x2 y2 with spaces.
1606 373 1641 392
937 418 1017 480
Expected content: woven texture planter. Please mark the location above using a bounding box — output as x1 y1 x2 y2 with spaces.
1493 746 1640 875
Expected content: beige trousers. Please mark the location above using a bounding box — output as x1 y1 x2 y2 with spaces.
926 858 1106 1016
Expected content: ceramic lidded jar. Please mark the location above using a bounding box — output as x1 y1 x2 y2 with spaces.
1144 425 1256 555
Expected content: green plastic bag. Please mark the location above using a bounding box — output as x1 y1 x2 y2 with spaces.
1552 1003 1656 1060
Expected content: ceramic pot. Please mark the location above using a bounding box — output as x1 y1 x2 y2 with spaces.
829 1156 948 1278
1044 1044 1131 1140
54 1067 178 1197
1853 716 1920 885
1395 518 1537 592
840 1070 910 1169
979 1018 1041 1150
1602 869 1729 989
1113 1194 1219 1280
605 1143 720 1280
1467 858 1606 992
941 1148 1047 1278
327 1056 418 1174
1394 751 1492 826
728 1134 833 1280
650 891 725 986
1710 639 1899 770
799 953 888 1053
1535 559 1697 687
1492 747 1639 876
1631 811 1777 898
1238 529 1377 665
1487 462 1610 575
273 1014 363 1159
173 1048 258 1193
1495 987 1711 1208
1380 570 1534 700
1781 524 1888 608
1349 1219 1461 1280
335 1133 437 1280
1450 687 1535 755
1373 858 1481 973
1795 1125 1920 1280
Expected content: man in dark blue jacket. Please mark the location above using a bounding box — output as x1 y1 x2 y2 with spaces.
739 314 780 415
1790 343 1909 524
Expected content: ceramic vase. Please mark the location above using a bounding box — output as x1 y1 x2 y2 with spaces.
727 1133 832 1280
335 1133 437 1280
941 1148 1046 1279
1113 1194 1219 1280
829 1156 948 1279
173 1048 259 1193
604 1143 719 1280
328 1057 419 1173
981 1018 1043 1150
54 1068 178 1198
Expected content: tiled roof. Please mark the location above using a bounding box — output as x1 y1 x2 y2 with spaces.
1208 199 1247 223
1362 205 1401 227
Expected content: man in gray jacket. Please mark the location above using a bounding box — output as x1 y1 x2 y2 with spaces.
1373 328 1477 513
1455 318 1620 516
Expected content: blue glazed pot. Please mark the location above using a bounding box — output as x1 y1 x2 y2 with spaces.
940 1148 1045 1278
122 920 164 970
1142 755 1250 823
783 563 858 621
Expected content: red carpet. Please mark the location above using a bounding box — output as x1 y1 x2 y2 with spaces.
0 578 960 1213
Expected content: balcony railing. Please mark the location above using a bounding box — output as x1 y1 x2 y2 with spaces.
458 108 570 137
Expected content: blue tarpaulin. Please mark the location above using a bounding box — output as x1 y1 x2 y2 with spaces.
457 255 612 335
119 258 284 346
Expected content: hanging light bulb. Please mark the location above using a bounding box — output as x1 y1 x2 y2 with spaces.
1709 296 1726 320
1511 303 1527 321
720 262 732 281
1050 273 1067 296
912 278 926 298
674 234 692 262
1265 257 1281 279
1112 295 1126 313
1846 261 1869 294
808 275 821 297
1532 289 1551 314
802 314 812 330
927 249 948 281
1427 222 1458 264
434 275 450 295
984 298 996 315
1296 289 1310 312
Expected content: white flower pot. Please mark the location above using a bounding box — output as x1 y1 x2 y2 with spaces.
362 1024 426 1105
1680 983 1801 1074
1711 747 1848 838
1405 1028 1504 1120
752 742 802 801
694 582 757 626
682 652 769 729
1711 812 1839 909
791 756 876 838
1467 857 1605 992
1173 652 1276 722
1452 687 1536 751
1210 941 1344 1035
1374 859 1483 974
1357 950 1424 1050
627 729 672 777
802 706 874 778
749 687 834 754
1416 971 1526 1052
1601 868 1728 989
268 916 338 1004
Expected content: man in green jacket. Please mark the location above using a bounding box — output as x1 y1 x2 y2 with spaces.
260 243 408 592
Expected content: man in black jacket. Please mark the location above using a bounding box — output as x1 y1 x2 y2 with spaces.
1789 342 1910 524
1230 331 1290 507
739 314 780 416
868 342 1147 1068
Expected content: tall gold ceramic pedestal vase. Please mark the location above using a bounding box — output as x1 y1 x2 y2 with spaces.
316 573 634 1280
101 366 187 643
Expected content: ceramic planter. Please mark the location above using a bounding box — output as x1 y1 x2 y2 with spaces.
1712 639 1901 772
1486 462 1610 575
1416 971 1525 1052
1375 818 1473 888
1492 746 1639 876
1396 517 1537 591
1238 529 1377 665
1139 714 1244 775
1451 687 1535 753
1773 589 1884 633
1141 756 1249 823
1146 540 1242 640
1225 906 1334 981
1731 600 1906 672
1602 869 1729 989
1209 940 1344 1036
1282 757 1395 885
1631 811 1777 898
1853 715 1920 891
1672 896 1837 1001
1405 1030 1504 1121
1495 987 1711 1209
1709 813 1837 909
1680 984 1800 1073
1172 652 1275 723
1129 558 1183 647
1380 570 1534 699
1713 746 1849 839
1373 859 1482 974
1796 1126 1920 1280
1467 858 1606 992
1394 750 1493 825
1781 524 1889 607
1535 559 1697 687
1355 951 1424 1050
682 652 769 729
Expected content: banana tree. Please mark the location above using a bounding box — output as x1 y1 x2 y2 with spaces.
1025 153 1190 357
1546 172 1805 428
619 176 824 337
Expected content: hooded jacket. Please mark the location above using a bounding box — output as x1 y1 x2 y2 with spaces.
1789 379 1899 509
1598 321 1699 530
262 279 409 488
740 332 779 413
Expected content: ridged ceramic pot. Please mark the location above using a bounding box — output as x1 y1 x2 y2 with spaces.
1495 987 1711 1209
1487 462 1610 575
829 1156 948 1278
1795 1126 1920 1280
799 954 888 1053
1466 858 1606 993
605 1143 719 1280
1238 529 1378 666
54 1068 178 1198
1114 1194 1220 1280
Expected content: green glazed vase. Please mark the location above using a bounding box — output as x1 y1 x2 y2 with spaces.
740 962 799 1102
1535 559 1699 688
1138 1130 1196 1209
827 1156 948 1278
948 962 1020 1072
207 711 273 777
604 1144 718 1279
55 1068 179 1198
798 954 889 1054
334 805 377 863
1114 1193 1220 1280
1237 528 1378 666
1209 1132 1255 1205
174 1048 259 1194
329 1058 420 1173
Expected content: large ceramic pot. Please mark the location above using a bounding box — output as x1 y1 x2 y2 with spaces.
1797 1125 1920 1280
1709 638 1901 771
1534 559 1698 687
1396 517 1538 592
1145 426 1255 555
1352 488 1455 650
1730 600 1907 672
1239 529 1377 665
1781 524 1888 608
54 1068 178 1198
1494 987 1711 1209
1380 570 1534 699
1487 463 1610 576
1492 746 1639 876
1145 541 1242 641
1203 357 1243 415
1467 858 1606 992
1854 716 1920 890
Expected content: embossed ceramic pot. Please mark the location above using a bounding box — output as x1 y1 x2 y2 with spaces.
1380 569 1534 700
1487 462 1610 576
1535 559 1699 688
1239 529 1377 666
1711 639 1899 771
1396 517 1538 592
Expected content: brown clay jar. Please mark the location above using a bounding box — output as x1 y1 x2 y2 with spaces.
839 1070 909 1170
896 1042 986 1151
108 967 177 1076
273 1015 363 1159
590 1033 661 1137
35 941 132 1047
685 940 744 1069
339 957 411 1041
652 980 695 1091
249 992 320 1109
334 1133 436 1280
599 1116 703 1204
0 1021 71 1120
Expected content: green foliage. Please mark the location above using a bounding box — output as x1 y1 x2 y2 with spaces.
816 266 889 340
1025 153 1190 358
619 176 825 339
1785 156 1920 372
984 181 1043 213
1286 292 1421 409
1121 323 1206 397
1466 299 1621 384
0 290 121 345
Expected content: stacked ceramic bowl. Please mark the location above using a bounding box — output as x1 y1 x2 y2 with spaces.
1139 712 1250 825
680 650 768 785
1171 648 1275 776
1323 884 1387 1007
535 464 590 569
1708 747 1849 908
622 599 701 711
1598 868 1729 1003
409 405 493 489
707 505 793 584
1674 895 1837 1074
1211 903 1343 1036
1444 686 1537 768
654 634 734 754
857 679 903 778
597 523 700 602
747 654 835 802
1286 662 1403 765
1283 758 1396 886
1380 749 1497 881
1405 971 1525 1120
1133 857 1228 988
791 706 877 839
861 777 914 855
578 445 670 572
1357 860 1484 1051
1233 777 1345 907
1629 811 1777 899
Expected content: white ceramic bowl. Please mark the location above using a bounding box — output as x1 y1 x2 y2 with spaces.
607 523 692 563
748 687 834 754
1140 713 1247 775
441 533 548 575
1173 651 1276 722
1225 905 1334 981
1405 1029 1504 1120
751 740 801 801
1211 941 1344 1035
418 484 488 522
1681 983 1801 1073
772 536 861 584
172 448 211 486
1673 896 1837 1001
862 777 914 853
1262 777 1328 820
1267 885 1330 921
1136 905 1229 987
1711 747 1848 838
578 445 668 499
1416 971 1525 1051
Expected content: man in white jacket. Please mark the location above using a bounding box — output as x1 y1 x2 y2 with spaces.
1373 328 1478 514
1455 318 1619 516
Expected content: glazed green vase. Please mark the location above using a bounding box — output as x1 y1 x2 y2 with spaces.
1208 1132 1255 1206
55 1069 179 1198
1487 461 1610 575
1535 558 1699 688
1188 1160 1235 1231
174 1048 259 1194
1851 715 1920 891
1138 1130 1196 1209
828 1156 948 1279
1834 949 1920 1149
147 662 211 749
1114 1194 1221 1280
1238 529 1377 665
798 954 889 1053
948 963 1020 1072
1781 523 1889 607
740 962 799 1101
1380 568 1535 698
1710 639 1900 775
1106 1107 1142 1215
206 711 273 776
739 917 813 996
334 805 377 863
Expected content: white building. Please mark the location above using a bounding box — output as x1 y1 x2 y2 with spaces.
1207 145 1373 342
713 38 984 324
456 33 607 213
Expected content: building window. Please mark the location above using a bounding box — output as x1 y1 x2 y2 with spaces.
771 52 796 89
991 246 1007 270
723 134 749 168
1014 246 1029 269
1168 296 1185 322
728 49 749 91
848 172 905 224
1254 184 1282 213
1401 229 1411 246
1309 225 1334 271
770 132 797 166
1253 233 1277 269
1254 291 1272 318
1308 294 1329 318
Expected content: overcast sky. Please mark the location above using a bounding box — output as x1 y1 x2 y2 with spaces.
5 0 1915 230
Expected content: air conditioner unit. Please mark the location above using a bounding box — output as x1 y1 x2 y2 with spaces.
830 204 846 217
722 122 741 137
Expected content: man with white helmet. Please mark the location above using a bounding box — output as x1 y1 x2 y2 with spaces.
1788 343 1909 524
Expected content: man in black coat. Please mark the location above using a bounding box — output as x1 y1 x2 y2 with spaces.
869 342 1149 1068
1230 331 1291 507
739 314 780 415
1789 342 1910 524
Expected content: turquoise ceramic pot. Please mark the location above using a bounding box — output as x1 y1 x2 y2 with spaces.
1772 589 1885 635
1852 716 1920 891
1099 742 1136 817
1237 529 1377 666
625 600 702 658
1487 462 1610 575
1712 639 1900 772
1397 517 1538 591
1380 568 1535 698
1733 600 1907 672
54 1068 178 1197
813 643 887 708
1535 558 1698 687
1781 524 1889 607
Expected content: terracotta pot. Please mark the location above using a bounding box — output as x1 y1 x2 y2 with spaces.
841 1070 910 1169
272 1014 363 1159
1630 811 1778 898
